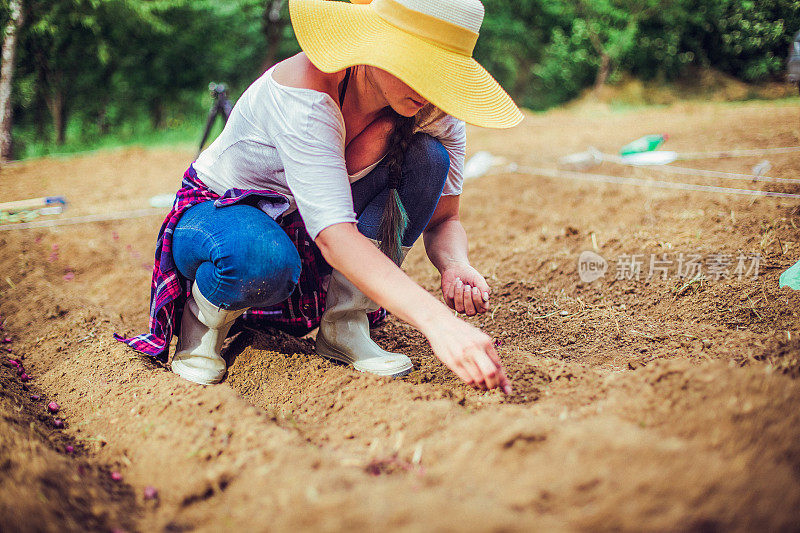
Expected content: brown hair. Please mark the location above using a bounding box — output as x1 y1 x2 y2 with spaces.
341 69 442 264
377 112 416 264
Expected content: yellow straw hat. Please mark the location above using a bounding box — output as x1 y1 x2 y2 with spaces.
288 0 524 129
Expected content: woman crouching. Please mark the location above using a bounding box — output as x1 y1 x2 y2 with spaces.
117 0 523 393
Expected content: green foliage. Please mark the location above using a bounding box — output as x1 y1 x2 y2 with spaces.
3 0 799 158
9 0 288 158
477 0 800 109
710 0 800 81
532 25 597 108
629 0 800 82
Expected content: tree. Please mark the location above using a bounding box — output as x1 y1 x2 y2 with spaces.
262 0 288 70
0 0 23 160
477 0 567 109
16 0 186 143
572 0 662 91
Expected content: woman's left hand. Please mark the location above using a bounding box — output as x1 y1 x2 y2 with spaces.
441 262 491 316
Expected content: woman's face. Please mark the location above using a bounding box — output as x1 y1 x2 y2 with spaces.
367 66 428 117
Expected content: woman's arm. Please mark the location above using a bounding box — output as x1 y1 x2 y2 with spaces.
315 222 510 393
423 195 491 316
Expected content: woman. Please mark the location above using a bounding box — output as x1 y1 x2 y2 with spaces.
117 0 523 393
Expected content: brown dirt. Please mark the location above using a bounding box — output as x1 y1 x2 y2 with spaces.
2 99 800 531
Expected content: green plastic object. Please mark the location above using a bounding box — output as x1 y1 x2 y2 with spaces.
779 259 800 290
620 134 668 156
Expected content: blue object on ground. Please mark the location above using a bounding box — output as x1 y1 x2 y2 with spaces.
779 258 800 290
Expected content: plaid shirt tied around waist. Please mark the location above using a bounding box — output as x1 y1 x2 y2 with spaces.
114 165 385 363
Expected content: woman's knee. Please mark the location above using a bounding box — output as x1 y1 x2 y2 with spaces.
207 210 301 308
223 235 300 306
405 133 450 192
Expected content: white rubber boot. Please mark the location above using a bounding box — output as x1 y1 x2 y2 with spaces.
316 241 413 378
171 281 247 385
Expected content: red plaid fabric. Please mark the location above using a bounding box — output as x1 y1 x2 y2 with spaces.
114 165 386 362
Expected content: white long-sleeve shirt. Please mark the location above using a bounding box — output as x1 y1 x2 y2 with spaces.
193 64 466 240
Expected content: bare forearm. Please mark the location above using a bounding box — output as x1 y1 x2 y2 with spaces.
317 223 510 394
423 218 470 272
316 223 452 334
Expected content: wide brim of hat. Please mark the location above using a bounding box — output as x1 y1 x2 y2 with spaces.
288 0 524 129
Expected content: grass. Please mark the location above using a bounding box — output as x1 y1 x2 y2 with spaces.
15 121 218 161
12 113 225 161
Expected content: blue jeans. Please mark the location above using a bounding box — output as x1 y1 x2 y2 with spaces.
173 132 449 310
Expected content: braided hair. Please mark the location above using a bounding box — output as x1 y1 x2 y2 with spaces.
378 113 416 264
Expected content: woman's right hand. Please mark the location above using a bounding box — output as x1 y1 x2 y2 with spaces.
423 316 512 394
315 224 512 393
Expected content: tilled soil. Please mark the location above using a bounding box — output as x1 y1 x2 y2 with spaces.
1 100 800 531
